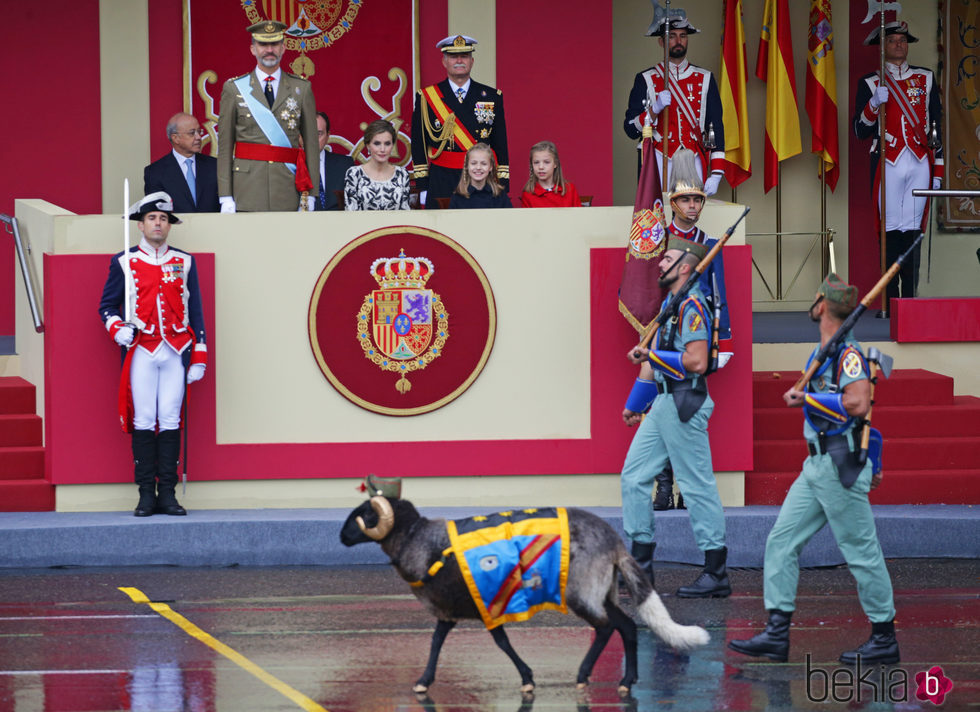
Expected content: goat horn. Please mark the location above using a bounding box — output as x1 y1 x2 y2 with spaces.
356 496 394 541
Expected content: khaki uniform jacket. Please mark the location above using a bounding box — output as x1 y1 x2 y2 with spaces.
217 70 319 212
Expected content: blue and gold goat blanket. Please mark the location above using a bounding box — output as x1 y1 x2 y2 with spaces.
447 507 570 630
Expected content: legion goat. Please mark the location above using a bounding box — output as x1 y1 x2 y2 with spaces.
340 496 710 695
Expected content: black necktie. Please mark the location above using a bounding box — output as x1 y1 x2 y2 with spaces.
264 76 274 107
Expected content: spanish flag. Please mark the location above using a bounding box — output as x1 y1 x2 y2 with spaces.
755 0 802 193
805 0 839 191
720 0 751 188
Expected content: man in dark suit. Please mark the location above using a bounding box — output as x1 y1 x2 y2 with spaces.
144 113 220 213
315 111 354 211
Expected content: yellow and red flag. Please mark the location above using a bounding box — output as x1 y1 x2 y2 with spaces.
755 0 802 193
619 130 668 332
805 0 840 191
720 0 751 188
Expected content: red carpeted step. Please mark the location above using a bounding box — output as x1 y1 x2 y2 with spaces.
745 470 980 506
755 397 980 441
0 377 36 415
754 436 980 472
753 369 954 408
0 415 42 447
0 480 55 511
0 446 45 479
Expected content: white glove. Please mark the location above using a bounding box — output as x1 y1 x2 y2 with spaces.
114 325 135 347
186 363 205 384
650 89 672 114
932 177 942 190
869 86 889 110
420 190 428 205
716 352 733 369
219 197 237 214
703 173 722 197
298 195 316 212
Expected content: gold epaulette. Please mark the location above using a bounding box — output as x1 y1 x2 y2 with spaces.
497 165 510 179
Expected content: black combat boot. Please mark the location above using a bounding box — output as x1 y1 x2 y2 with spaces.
653 465 674 510
630 541 656 587
728 610 792 662
676 546 731 598
132 430 157 517
839 620 900 665
155 429 187 516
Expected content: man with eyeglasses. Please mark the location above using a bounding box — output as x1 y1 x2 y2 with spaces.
144 112 220 213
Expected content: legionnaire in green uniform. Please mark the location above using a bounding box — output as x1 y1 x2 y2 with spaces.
620 236 730 598
729 274 899 665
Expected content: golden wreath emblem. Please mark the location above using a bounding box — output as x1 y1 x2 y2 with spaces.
357 249 450 394
280 96 301 130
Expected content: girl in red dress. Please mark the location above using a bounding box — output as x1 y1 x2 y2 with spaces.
519 141 582 208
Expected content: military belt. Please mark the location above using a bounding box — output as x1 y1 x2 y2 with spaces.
656 380 695 395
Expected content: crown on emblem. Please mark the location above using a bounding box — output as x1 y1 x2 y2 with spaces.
370 249 435 289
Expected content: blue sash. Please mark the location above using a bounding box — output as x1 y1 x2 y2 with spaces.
233 75 297 175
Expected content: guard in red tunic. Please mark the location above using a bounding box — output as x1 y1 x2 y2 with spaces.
623 9 725 196
853 21 943 302
99 193 207 517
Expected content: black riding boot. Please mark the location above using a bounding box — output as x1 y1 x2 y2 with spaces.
728 610 792 662
653 464 674 511
676 546 731 598
631 541 656 587
132 429 157 517
155 429 187 516
839 620 900 665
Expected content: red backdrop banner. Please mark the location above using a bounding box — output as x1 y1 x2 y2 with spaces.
188 0 415 163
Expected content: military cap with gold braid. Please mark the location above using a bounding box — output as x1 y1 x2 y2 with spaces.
248 20 286 43
817 273 858 308
437 34 478 54
667 236 708 261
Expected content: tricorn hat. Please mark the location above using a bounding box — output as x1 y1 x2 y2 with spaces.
646 1 700 37
247 20 286 43
863 20 918 46
128 192 181 224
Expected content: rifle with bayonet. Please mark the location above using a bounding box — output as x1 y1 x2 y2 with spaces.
792 231 924 392
635 206 750 354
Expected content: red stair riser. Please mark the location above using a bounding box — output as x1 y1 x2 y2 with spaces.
0 480 55 511
0 447 45 479
755 403 980 440
753 370 954 407
0 378 36 415
0 415 43 447
745 470 980 506
753 437 980 472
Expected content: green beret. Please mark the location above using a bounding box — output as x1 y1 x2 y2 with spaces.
818 273 858 308
667 236 708 261
363 473 402 499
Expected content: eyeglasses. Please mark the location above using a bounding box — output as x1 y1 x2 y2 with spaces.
173 130 204 138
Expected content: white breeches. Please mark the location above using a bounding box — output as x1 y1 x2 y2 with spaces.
880 150 930 231
130 345 185 431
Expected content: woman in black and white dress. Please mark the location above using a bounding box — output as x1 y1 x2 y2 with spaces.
344 119 410 211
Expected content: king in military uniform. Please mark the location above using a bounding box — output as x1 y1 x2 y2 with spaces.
411 35 510 209
217 20 319 212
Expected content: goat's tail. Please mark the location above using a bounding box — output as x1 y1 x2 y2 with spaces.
617 551 711 653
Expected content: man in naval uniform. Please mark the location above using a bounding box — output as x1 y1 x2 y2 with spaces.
729 274 899 665
853 21 943 306
411 34 509 209
98 192 207 517
623 7 724 195
217 20 319 212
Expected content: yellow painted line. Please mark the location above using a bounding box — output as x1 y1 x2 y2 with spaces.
118 587 327 712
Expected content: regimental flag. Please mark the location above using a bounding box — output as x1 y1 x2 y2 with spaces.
806 0 840 191
619 131 668 333
720 0 751 188
756 0 802 193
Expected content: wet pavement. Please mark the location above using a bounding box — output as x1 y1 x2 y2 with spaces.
0 560 976 711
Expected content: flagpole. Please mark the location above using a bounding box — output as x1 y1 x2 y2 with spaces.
776 164 782 300
820 159 828 277
878 9 888 316
661 0 671 193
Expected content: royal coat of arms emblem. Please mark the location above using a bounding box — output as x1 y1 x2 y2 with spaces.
628 201 667 259
357 249 450 393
